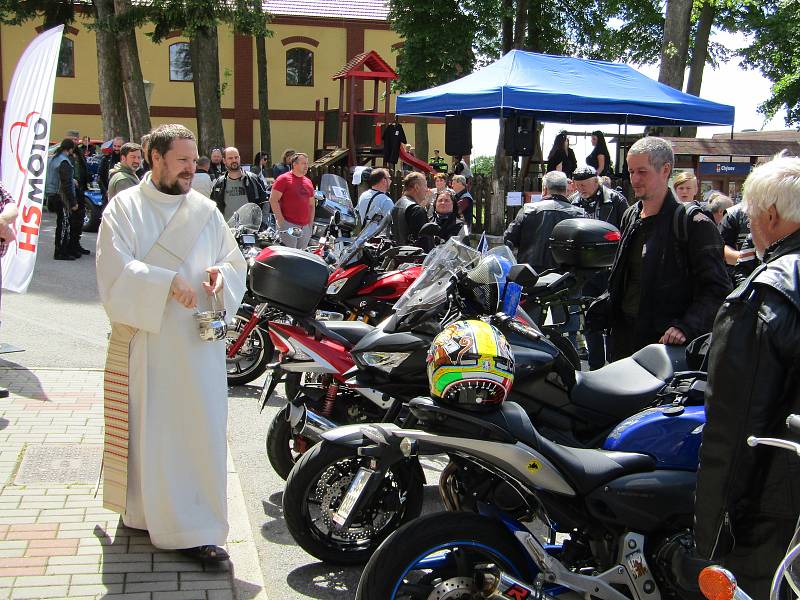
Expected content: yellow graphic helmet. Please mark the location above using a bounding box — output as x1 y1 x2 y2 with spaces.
426 320 515 411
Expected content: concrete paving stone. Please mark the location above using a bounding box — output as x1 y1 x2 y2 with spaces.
77 544 128 555
102 553 154 563
99 562 154 574
152 592 207 600
46 555 101 565
12 575 71 587
8 585 69 599
207 591 233 600
126 572 178 583
17 495 65 504
0 510 40 519
0 541 28 549
0 578 15 588
178 573 229 582
128 544 159 554
103 594 152 600
24 546 80 558
0 567 44 578
179 580 230 591
38 508 85 517
68 584 125 595
70 573 125 585
0 548 26 558
0 557 46 568
37 514 84 524
153 563 203 573
126 581 180 593
27 538 79 549
45 564 102 575
18 502 65 510
7 523 57 532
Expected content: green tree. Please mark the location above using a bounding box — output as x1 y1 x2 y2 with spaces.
470 155 494 177
739 0 800 125
122 0 271 155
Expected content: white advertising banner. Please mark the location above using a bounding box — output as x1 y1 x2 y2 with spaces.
1 26 63 293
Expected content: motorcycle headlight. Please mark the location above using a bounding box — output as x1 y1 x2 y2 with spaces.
354 351 412 372
326 279 348 295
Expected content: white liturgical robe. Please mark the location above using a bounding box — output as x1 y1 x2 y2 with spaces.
96 176 247 549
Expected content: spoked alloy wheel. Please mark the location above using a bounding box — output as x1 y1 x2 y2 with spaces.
356 512 530 600
225 310 274 386
283 441 424 565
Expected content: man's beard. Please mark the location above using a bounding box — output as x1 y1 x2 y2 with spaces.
228 163 240 171
153 175 189 195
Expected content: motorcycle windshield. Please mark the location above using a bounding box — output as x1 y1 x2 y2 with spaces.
334 211 391 267
320 173 354 213
393 239 479 321
227 202 262 233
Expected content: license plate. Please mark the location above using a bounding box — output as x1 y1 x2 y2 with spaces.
242 234 256 245
259 370 274 405
332 467 374 527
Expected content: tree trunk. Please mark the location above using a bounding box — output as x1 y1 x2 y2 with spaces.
113 0 151 142
658 0 693 90
93 0 129 140
491 121 509 235
513 0 527 49
255 32 271 158
502 0 513 54
525 0 541 51
681 1 715 137
414 119 428 170
189 25 226 155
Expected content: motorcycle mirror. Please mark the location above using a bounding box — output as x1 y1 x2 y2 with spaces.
507 264 539 287
314 190 326 202
419 222 441 237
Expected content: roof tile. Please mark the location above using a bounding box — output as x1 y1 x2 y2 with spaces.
264 0 389 21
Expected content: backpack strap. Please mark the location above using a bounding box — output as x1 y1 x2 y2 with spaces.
363 190 384 221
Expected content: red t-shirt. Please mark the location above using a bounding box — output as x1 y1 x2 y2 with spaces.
272 172 314 225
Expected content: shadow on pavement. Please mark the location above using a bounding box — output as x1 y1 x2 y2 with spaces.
227 383 264 401
286 562 360 599
0 416 8 430
260 490 299 547
0 361 47 400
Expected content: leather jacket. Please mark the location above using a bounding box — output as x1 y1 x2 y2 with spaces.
607 191 731 349
695 229 800 559
570 185 629 229
720 203 759 285
210 171 268 215
503 194 585 272
391 195 428 245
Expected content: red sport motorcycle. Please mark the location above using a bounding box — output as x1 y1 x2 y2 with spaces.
225 213 424 386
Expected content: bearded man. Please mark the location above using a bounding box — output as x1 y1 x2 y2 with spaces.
96 123 246 563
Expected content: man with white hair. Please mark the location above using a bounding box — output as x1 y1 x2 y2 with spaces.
604 137 730 359
504 170 585 273
694 155 800 599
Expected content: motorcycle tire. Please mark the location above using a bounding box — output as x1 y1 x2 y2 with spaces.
541 325 581 371
284 372 301 402
283 440 424 566
82 197 103 233
265 405 310 480
226 310 274 387
356 511 531 600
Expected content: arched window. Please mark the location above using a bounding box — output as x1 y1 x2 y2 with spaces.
286 47 313 87
57 37 74 78
169 42 192 81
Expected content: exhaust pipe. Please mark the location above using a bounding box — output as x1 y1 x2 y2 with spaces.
475 565 553 599
287 401 338 441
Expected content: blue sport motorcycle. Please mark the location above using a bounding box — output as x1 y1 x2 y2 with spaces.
353 386 707 600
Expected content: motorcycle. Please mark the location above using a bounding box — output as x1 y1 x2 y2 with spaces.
279 235 700 564
353 378 707 599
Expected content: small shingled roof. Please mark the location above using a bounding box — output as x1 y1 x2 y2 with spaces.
264 0 389 21
332 51 398 80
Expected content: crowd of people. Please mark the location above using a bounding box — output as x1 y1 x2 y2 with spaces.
30 122 800 597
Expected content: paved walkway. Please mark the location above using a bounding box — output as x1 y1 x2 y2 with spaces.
0 366 267 600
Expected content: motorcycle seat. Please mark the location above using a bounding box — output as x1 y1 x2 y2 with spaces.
486 402 655 495
319 320 374 348
525 272 564 298
570 344 687 420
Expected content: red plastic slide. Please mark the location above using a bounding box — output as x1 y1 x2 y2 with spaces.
398 145 434 174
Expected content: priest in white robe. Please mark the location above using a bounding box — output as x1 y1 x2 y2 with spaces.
96 124 247 562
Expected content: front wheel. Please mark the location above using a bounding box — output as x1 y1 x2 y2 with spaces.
82 198 102 232
225 310 274 386
356 511 531 600
265 405 313 480
283 440 424 565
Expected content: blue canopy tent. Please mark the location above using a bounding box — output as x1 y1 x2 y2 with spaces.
396 50 735 127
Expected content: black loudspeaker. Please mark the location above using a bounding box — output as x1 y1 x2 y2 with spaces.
445 116 472 156
503 115 536 156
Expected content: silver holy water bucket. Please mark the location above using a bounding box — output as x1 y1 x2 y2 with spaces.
194 292 227 341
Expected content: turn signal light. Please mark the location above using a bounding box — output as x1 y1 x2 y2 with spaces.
603 231 621 241
699 566 737 600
